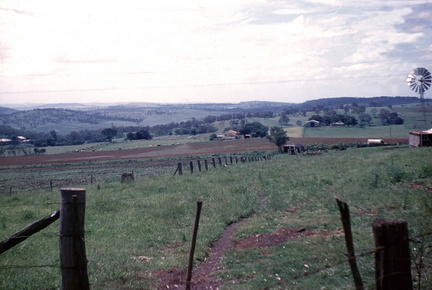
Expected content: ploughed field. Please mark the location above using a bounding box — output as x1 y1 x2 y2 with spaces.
0 137 407 193
1 137 407 166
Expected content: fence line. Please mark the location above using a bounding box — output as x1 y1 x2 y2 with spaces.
1 151 279 194
2 222 431 288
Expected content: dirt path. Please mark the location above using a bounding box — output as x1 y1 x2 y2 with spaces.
155 220 247 289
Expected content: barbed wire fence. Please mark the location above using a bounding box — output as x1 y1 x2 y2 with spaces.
1 192 432 288
0 151 279 196
1 155 432 288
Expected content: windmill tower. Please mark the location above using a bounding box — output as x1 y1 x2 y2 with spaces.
406 67 431 129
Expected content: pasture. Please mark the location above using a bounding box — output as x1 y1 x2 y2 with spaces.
1 144 431 289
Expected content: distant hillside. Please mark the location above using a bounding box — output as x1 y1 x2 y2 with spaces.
0 108 142 134
0 96 422 134
0 106 19 115
300 96 419 110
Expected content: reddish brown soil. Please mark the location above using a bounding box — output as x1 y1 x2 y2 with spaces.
0 137 407 166
152 223 344 289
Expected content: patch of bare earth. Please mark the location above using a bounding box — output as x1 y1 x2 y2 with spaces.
152 219 344 289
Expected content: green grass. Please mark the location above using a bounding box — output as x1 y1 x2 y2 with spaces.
1 147 432 288
302 124 408 138
41 135 210 155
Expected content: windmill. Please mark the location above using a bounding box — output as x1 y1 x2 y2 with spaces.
406 67 431 129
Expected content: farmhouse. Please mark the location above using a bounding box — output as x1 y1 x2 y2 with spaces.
304 120 320 127
409 129 432 147
0 138 12 145
224 130 238 139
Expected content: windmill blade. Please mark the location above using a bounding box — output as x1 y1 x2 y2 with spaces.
407 67 432 93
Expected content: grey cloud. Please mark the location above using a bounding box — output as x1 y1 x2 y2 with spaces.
384 3 432 61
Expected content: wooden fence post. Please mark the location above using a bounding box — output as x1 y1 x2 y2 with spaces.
190 161 194 174
59 188 89 290
204 160 208 171
186 200 203 290
212 158 216 168
0 210 59 254
336 198 364 290
218 157 222 166
197 160 202 172
372 218 412 290
178 163 183 176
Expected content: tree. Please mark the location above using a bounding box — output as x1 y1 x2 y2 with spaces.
239 121 268 138
267 126 289 152
102 128 118 141
135 129 152 140
278 112 290 125
358 112 372 125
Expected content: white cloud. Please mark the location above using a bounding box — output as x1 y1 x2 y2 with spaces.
0 0 430 104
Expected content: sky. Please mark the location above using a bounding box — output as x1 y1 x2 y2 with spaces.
0 0 431 105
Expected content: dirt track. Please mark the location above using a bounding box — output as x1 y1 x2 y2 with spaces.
0 137 407 166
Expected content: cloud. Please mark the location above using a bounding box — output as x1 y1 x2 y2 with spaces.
0 0 431 104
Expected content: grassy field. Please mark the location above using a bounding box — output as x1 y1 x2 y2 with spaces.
1 146 432 289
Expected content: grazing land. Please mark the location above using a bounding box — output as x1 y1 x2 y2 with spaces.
2 139 431 289
0 98 430 288
1 137 406 194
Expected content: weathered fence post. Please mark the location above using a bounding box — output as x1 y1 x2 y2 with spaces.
372 218 412 290
121 173 134 183
218 157 222 166
50 179 53 191
0 210 59 254
59 188 89 290
190 161 194 174
178 163 183 175
204 160 208 171
212 158 216 168
186 200 203 290
197 160 202 172
230 156 233 164
336 198 364 290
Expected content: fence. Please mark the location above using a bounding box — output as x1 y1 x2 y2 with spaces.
1 151 279 196
1 189 431 289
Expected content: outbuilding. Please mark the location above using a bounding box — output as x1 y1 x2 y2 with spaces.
283 144 305 154
304 120 320 127
409 129 432 147
367 139 386 146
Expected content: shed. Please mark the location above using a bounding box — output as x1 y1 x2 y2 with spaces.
367 139 385 146
409 129 432 147
305 120 320 127
331 121 345 126
283 144 305 154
